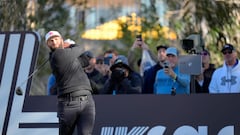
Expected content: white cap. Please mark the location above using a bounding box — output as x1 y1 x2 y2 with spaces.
45 31 62 42
64 39 76 44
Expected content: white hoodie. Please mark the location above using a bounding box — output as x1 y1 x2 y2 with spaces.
209 60 240 93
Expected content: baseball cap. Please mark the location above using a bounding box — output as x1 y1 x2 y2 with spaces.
64 39 75 44
221 44 234 52
110 55 132 71
156 45 168 51
45 31 62 42
166 47 178 56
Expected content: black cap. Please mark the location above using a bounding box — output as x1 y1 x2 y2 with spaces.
83 51 94 58
110 55 132 71
221 44 234 52
156 45 168 51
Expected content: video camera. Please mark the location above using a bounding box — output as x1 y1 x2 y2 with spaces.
111 68 126 82
181 34 205 94
181 34 204 54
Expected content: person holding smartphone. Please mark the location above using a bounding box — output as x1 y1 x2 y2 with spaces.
128 34 169 94
128 34 158 72
154 47 190 95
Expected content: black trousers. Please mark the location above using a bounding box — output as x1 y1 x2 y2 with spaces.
57 94 95 135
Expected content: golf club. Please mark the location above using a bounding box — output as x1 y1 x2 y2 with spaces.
15 58 49 95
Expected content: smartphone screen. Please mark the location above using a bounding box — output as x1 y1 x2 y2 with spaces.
103 54 113 65
104 57 111 65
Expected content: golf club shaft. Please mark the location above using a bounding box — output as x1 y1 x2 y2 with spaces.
17 58 49 89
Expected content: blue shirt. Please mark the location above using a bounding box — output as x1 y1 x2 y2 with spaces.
47 74 56 95
154 66 190 94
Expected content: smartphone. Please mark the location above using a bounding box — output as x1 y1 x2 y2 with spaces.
136 34 142 41
164 65 169 68
104 57 111 65
163 62 169 68
103 54 113 65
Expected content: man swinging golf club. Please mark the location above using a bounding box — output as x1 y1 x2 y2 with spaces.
45 30 95 135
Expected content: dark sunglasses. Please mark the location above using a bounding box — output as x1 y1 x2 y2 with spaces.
197 52 208 56
222 50 232 55
200 52 208 56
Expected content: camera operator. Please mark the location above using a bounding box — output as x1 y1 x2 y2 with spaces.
102 55 142 94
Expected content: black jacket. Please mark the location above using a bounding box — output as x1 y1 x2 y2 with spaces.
194 64 216 93
50 44 93 96
102 71 142 94
142 63 163 94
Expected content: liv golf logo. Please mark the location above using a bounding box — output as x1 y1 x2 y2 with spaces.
101 125 234 135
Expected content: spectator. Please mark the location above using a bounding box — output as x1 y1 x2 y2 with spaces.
95 49 118 78
102 55 142 94
84 51 108 94
63 38 75 47
209 44 240 93
47 73 57 95
142 45 168 94
193 49 215 93
128 36 158 73
154 47 190 95
103 49 118 66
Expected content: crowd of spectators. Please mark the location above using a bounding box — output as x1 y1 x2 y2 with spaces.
47 36 239 95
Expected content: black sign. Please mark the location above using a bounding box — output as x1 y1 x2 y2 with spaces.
23 94 240 135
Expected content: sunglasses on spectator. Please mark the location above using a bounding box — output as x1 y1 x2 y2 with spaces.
198 52 209 56
200 52 209 56
222 50 232 55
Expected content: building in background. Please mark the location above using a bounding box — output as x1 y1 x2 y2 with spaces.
67 0 171 40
